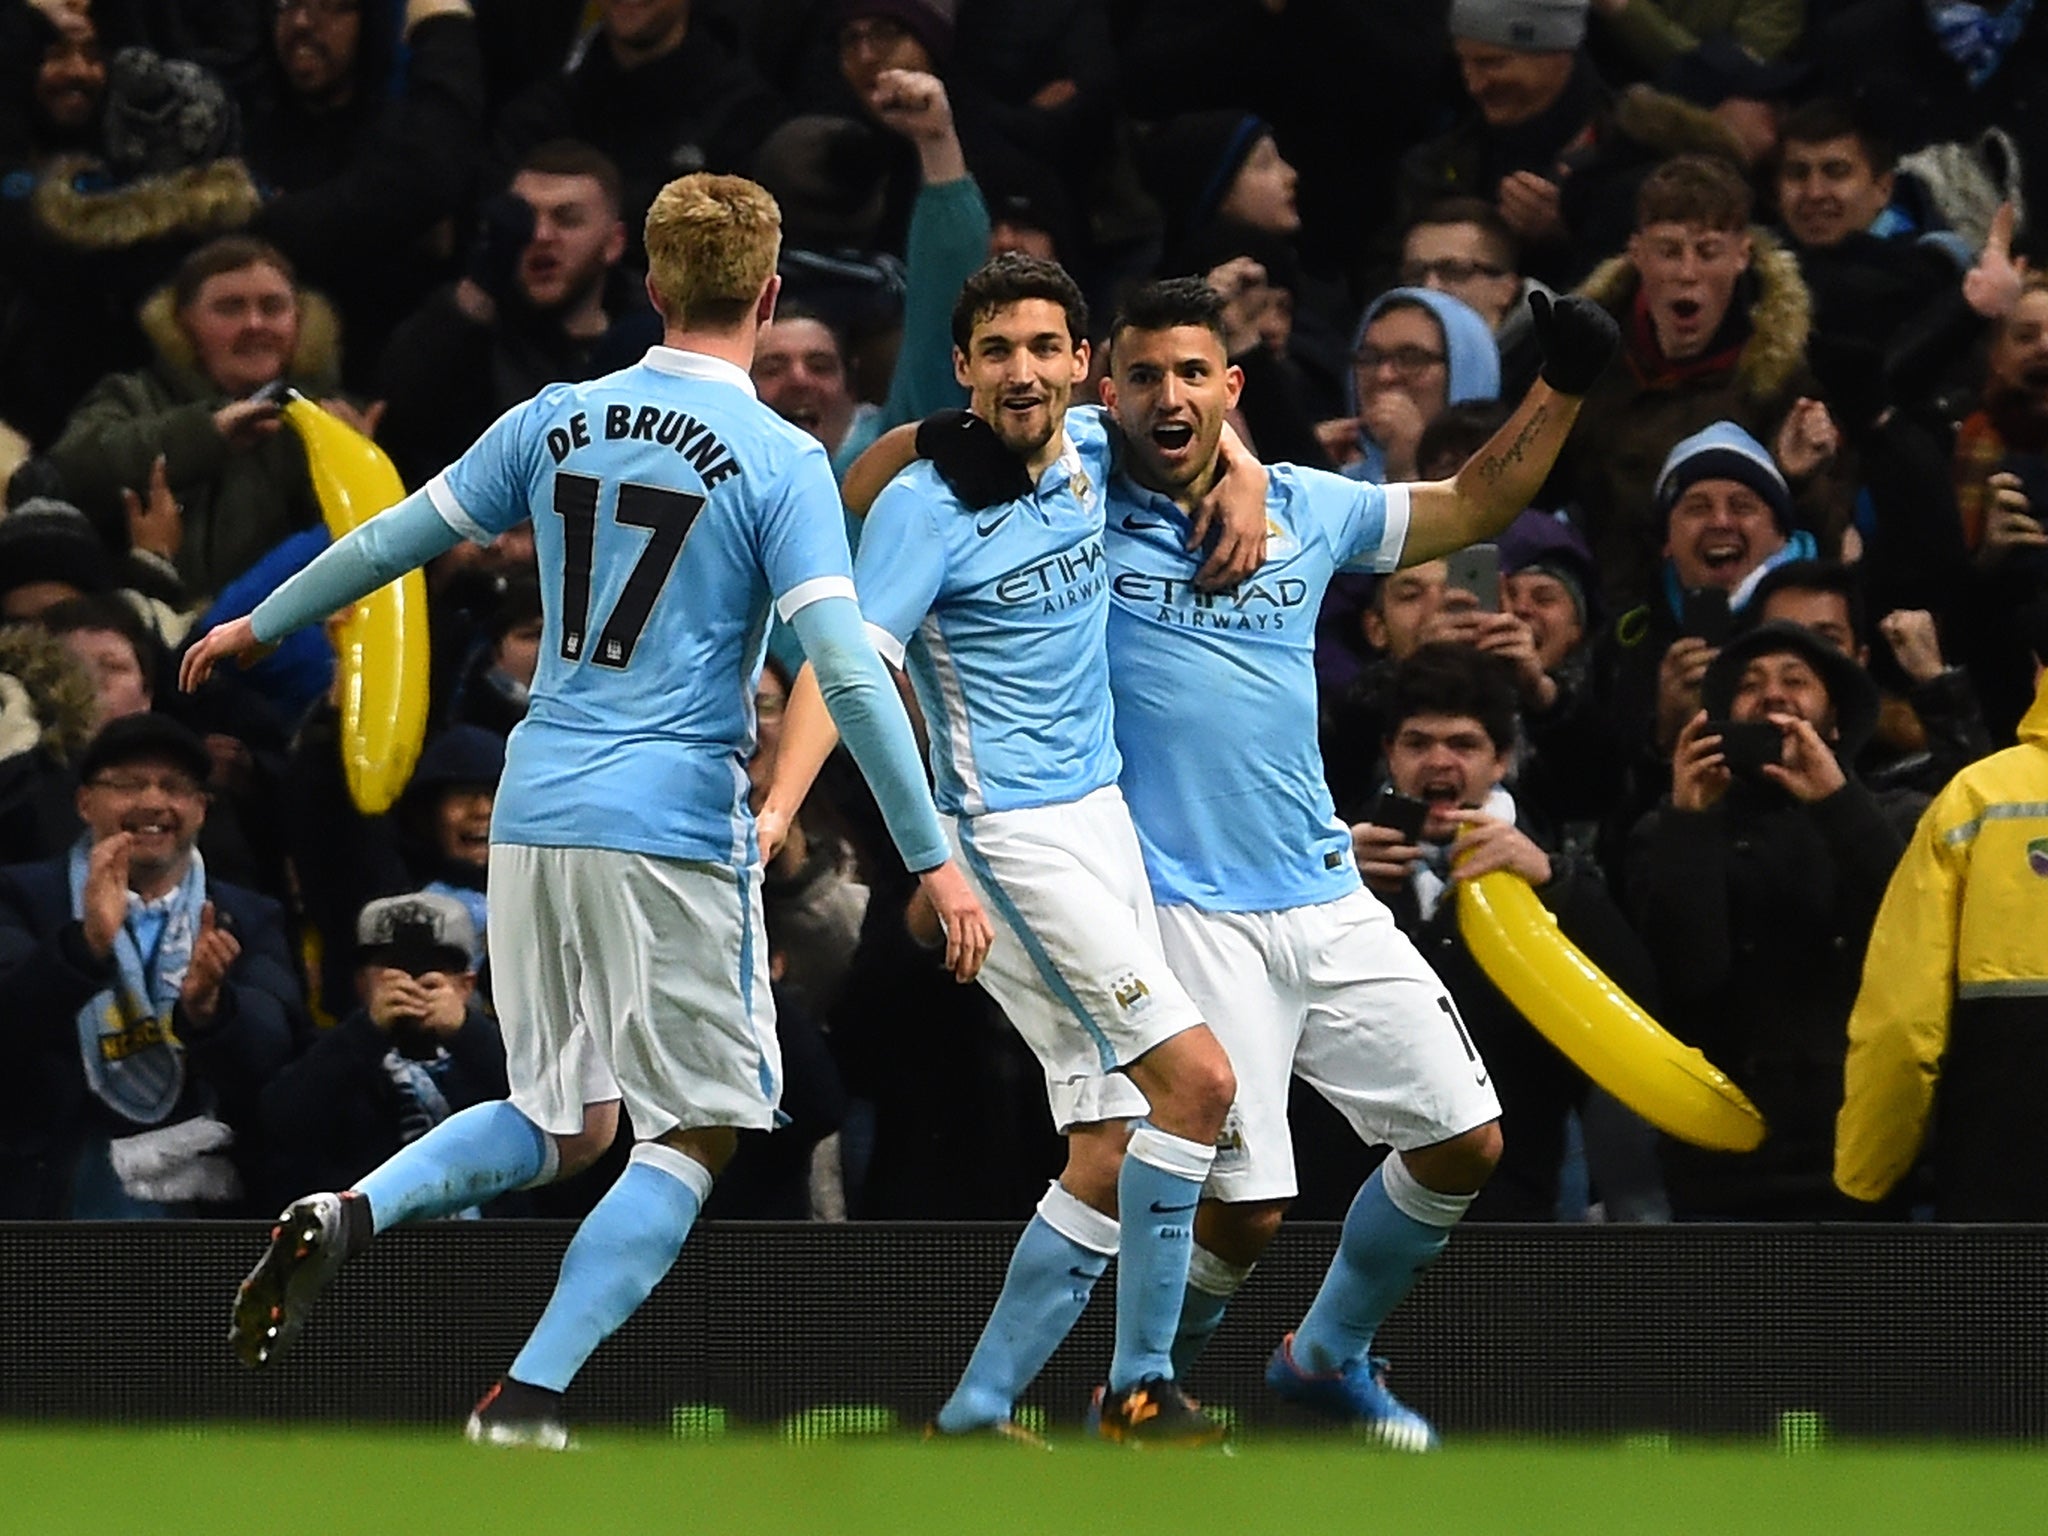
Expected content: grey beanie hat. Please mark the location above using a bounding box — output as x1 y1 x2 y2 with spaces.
102 47 239 179
1449 0 1589 50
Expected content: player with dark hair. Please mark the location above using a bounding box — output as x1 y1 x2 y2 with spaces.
759 252 1269 1446
1088 275 1615 1446
182 172 991 1448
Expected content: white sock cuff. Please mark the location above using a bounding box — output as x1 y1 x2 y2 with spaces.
518 1132 561 1191
1383 1151 1473 1229
1037 1180 1120 1257
631 1141 715 1205
1128 1122 1217 1182
1186 1243 1253 1299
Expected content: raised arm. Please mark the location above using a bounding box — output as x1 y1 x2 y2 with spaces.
1401 294 1618 565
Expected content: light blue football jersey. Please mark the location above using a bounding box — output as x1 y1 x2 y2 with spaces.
426 347 855 865
856 408 1117 816
1105 464 1411 912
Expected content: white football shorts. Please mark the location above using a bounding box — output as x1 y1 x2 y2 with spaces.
488 843 779 1139
1156 887 1502 1202
947 784 1202 1132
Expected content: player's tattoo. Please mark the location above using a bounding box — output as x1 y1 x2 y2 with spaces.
1473 404 1549 487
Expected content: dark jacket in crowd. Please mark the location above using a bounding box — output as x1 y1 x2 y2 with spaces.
1117 0 1450 296
245 11 487 383
492 24 786 265
0 856 304 1218
257 998 506 1207
1396 56 1612 288
1626 775 1908 1219
0 155 263 450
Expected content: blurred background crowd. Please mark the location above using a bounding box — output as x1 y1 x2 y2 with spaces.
3 0 2046 1228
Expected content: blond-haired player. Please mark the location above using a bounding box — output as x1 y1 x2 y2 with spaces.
185 175 990 1446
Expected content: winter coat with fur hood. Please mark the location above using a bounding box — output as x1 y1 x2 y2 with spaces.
1556 229 1816 610
0 153 262 447
46 281 342 602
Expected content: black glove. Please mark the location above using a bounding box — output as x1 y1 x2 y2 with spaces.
464 191 536 306
914 409 1034 511
1528 290 1619 395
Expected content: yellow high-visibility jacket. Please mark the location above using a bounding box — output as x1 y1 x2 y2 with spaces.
1835 673 2048 1214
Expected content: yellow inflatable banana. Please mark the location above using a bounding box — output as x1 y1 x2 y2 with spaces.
285 393 429 815
1456 868 1767 1152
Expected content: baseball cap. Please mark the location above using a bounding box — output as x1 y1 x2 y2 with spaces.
354 891 476 974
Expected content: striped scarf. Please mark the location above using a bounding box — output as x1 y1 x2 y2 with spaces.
68 836 206 1125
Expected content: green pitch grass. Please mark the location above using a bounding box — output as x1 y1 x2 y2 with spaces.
4 1427 2044 1536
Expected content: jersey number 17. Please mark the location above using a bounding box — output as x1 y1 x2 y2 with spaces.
552 472 705 669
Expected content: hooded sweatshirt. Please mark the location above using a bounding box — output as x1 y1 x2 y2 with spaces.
1343 286 1500 483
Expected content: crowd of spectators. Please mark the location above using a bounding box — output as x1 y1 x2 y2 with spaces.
3 0 2046 1226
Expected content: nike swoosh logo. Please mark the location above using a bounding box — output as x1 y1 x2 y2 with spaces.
1149 1199 1198 1215
976 508 1016 537
1120 513 1174 533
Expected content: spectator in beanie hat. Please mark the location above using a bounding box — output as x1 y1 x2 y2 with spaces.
0 499 114 623
0 709 304 1218
1588 418 1819 851
1499 507 1599 673
1138 109 1300 269
1397 0 1604 286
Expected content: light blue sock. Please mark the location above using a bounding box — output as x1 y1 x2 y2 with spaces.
509 1144 710 1393
936 1183 1116 1433
1292 1156 1469 1374
1170 1244 1253 1379
354 1100 553 1233
1110 1123 1215 1392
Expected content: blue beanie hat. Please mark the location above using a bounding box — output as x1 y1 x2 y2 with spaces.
1653 421 1792 532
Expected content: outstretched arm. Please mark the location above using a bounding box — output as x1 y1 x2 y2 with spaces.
1400 294 1618 565
180 491 460 690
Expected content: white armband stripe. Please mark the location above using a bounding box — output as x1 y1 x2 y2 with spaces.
776 574 859 623
426 475 493 546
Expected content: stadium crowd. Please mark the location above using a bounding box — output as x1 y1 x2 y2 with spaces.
2 0 2047 1228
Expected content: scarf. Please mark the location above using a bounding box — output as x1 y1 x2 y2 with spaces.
1412 785 1518 922
383 1045 480 1217
1927 0 2036 87
383 1048 454 1145
1659 529 1820 623
69 835 207 1125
